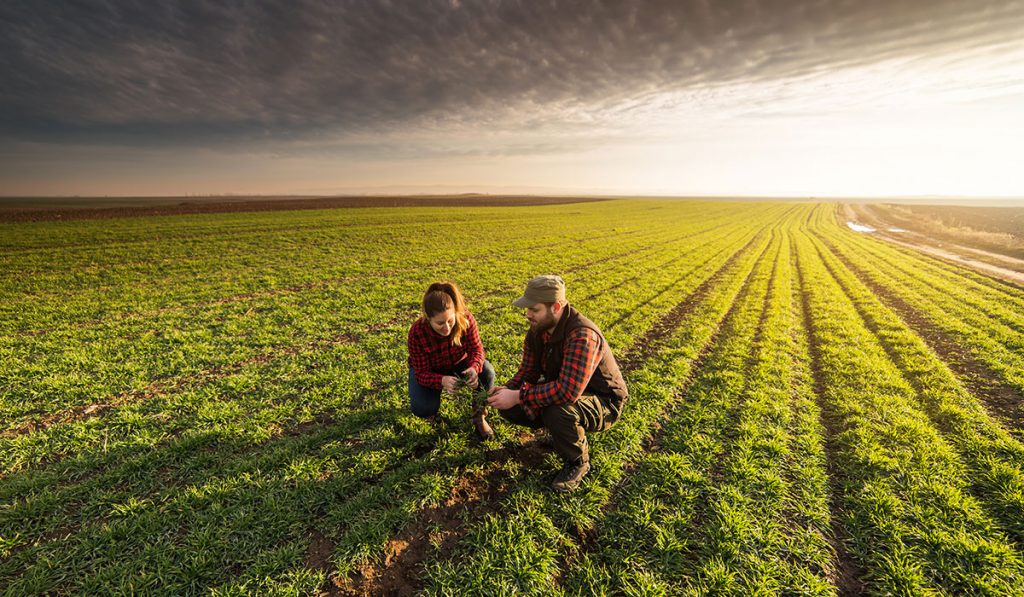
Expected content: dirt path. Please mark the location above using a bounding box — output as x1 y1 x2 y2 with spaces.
841 204 1024 288
876 235 1024 286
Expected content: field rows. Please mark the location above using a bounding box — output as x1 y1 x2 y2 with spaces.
1 200 1023 595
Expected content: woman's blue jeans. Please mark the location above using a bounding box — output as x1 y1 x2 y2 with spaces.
409 360 496 418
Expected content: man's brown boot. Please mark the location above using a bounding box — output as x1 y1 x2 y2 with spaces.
551 458 590 493
473 405 495 440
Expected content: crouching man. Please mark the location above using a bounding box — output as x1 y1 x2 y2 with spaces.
487 275 628 492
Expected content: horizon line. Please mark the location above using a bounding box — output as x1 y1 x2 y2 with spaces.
3 192 1024 201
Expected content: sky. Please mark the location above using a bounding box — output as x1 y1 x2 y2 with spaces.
1 0 1023 198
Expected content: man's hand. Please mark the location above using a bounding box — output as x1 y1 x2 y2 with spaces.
441 376 460 394
488 385 506 397
461 368 479 389
487 388 521 410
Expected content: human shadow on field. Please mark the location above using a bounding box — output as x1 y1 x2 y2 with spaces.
0 400 474 593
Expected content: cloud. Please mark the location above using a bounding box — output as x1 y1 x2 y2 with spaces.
1 0 1021 148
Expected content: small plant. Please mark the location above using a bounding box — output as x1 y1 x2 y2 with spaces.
455 371 490 408
5 201 1024 595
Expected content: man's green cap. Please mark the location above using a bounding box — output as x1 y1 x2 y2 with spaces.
513 274 566 307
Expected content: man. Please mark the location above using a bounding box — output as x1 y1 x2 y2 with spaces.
487 275 628 492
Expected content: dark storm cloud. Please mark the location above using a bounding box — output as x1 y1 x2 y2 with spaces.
1 0 1021 145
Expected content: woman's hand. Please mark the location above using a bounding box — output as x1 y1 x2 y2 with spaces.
441 376 460 394
461 368 479 389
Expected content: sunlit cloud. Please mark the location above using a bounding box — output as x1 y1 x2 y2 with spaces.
1 0 1022 196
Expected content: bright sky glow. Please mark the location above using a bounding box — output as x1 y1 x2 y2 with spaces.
2 0 1022 198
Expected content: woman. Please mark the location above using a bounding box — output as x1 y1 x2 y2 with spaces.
408 281 495 439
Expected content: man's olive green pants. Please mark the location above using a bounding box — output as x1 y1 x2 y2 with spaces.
498 394 620 464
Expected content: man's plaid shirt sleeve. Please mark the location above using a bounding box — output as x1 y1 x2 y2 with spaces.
506 335 540 390
520 327 602 419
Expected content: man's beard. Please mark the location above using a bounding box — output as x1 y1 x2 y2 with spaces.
530 312 556 333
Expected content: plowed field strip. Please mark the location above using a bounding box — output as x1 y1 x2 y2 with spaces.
415 223 781 595
551 231 777 593
817 234 1024 434
1 220 734 435
793 235 865 596
0 218 770 585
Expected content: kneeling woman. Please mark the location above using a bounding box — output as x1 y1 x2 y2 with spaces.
407 282 495 439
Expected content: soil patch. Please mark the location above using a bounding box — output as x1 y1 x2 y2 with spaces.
306 529 336 575
329 460 517 596
0 195 611 223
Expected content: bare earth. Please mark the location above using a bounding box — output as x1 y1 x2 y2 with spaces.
842 203 1024 288
0 195 611 223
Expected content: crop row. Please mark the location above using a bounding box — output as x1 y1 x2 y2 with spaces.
821 208 1024 402
794 224 1024 593
0 206 756 429
0 206 768 445
547 223 833 595
0 202 786 593
418 215 783 594
805 229 1024 544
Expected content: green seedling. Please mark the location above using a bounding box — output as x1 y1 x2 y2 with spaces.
455 371 490 407
6 201 1024 595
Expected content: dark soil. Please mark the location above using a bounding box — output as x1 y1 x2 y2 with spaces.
306 529 336 576
0 195 610 223
328 438 545 596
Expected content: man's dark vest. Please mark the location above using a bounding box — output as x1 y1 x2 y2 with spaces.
526 304 629 416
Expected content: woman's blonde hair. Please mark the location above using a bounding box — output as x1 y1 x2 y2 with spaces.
422 282 469 346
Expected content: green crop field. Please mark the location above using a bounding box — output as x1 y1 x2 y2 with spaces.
2 199 1023 596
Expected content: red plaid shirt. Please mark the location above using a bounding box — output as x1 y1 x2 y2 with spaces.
506 326 602 419
408 311 485 390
